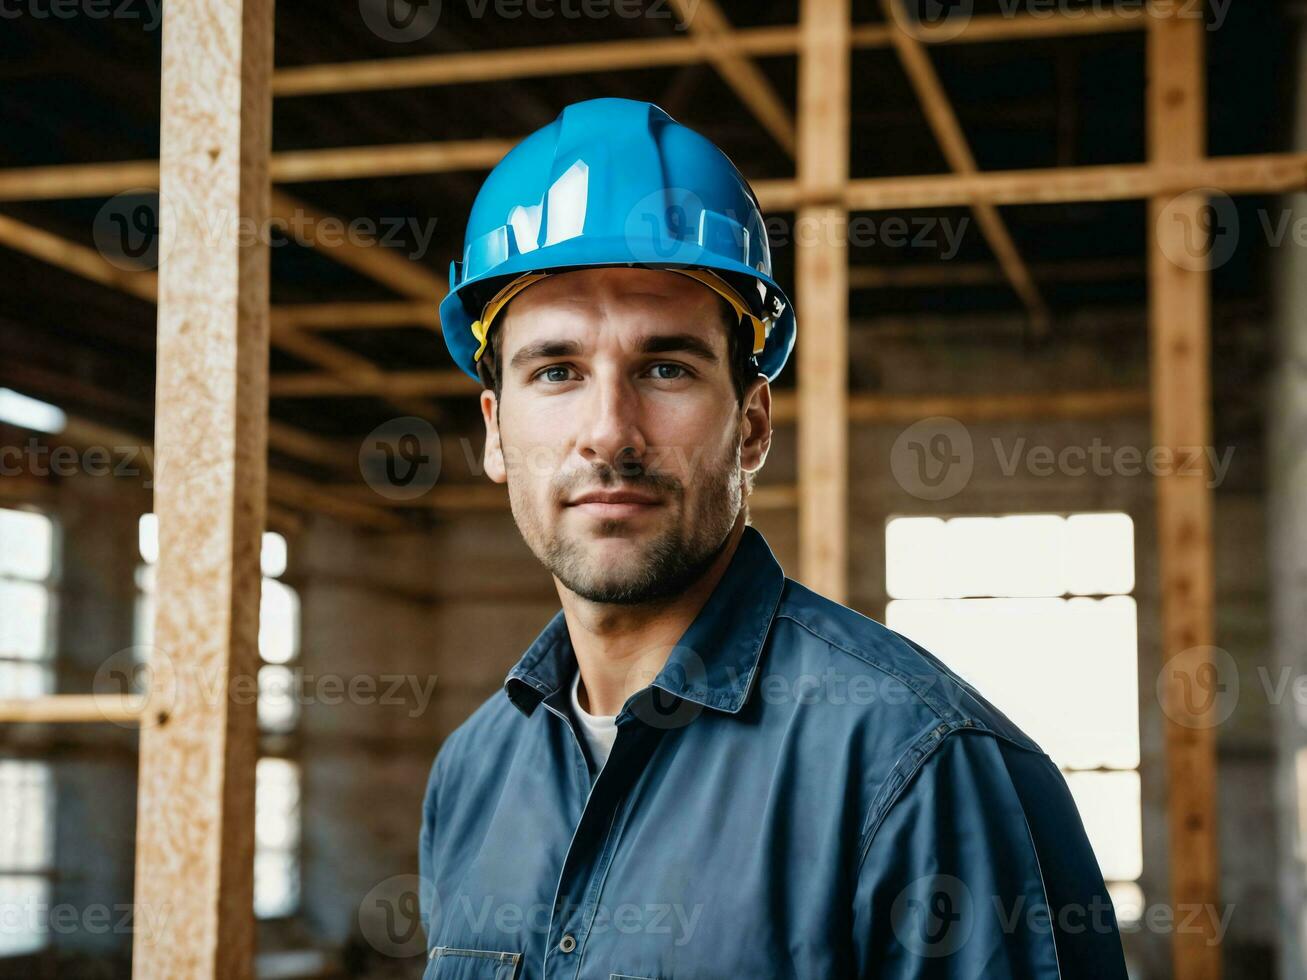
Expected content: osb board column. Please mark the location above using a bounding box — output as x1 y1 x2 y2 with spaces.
132 1 274 977
1147 3 1222 977
796 0 850 600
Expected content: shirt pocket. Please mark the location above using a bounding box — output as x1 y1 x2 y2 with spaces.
424 945 521 980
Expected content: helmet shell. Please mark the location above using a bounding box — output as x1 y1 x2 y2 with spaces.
439 97 796 382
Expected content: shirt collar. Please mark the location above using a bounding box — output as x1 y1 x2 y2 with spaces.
503 525 786 719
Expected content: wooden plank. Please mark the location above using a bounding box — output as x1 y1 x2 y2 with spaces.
848 256 1140 289
270 368 477 398
828 154 1307 212
772 388 1150 425
5 151 1305 209
0 212 157 299
267 190 445 300
0 694 145 725
269 12 1144 98
270 300 433 330
1147 4 1222 978
880 0 1049 333
131 2 274 975
796 0 850 602
668 0 796 156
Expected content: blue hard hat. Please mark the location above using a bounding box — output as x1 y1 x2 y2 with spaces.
438 97 796 383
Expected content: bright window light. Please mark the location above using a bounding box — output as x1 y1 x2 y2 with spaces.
261 531 288 579
138 513 159 565
255 758 301 919
0 388 65 435
0 762 55 956
886 512 1141 888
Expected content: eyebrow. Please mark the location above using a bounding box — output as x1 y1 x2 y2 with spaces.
507 333 720 370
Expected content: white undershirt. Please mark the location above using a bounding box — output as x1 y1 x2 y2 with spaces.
570 667 619 771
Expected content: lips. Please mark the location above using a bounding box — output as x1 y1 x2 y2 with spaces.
567 491 660 506
565 489 662 518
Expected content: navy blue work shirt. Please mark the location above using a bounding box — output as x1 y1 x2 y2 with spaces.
419 526 1127 979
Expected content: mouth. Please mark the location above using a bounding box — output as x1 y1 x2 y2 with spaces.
564 490 663 520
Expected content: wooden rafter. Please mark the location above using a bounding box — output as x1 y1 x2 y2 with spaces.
0 140 508 202
880 0 1049 332
269 11 1145 98
0 209 438 434
6 151 1304 213
668 0 796 156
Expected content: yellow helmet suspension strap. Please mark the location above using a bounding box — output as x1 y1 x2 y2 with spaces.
470 272 552 363
469 267 773 364
667 268 772 356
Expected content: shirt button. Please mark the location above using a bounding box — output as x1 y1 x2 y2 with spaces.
559 934 577 954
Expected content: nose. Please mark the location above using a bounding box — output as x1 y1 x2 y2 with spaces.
576 368 647 472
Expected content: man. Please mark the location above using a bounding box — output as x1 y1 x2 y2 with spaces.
419 98 1127 979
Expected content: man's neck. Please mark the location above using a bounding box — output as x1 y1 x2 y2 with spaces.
557 515 746 717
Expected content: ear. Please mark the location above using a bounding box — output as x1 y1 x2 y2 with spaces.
739 375 772 474
480 389 507 484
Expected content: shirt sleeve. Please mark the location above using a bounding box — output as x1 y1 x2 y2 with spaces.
417 752 443 944
851 728 1128 979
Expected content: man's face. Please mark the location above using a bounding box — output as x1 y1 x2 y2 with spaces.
479 267 771 604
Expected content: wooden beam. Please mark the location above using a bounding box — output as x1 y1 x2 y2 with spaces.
267 190 445 300
772 387 1150 425
848 256 1140 289
0 141 508 201
796 0 850 602
5 150 1305 212
271 138 511 182
270 368 477 399
0 694 145 725
133 1 273 976
266 471 404 530
269 12 1144 98
669 0 796 156
0 211 156 300
0 208 439 423
1147 4 1221 977
880 0 1049 333
270 300 434 330
822 153 1307 212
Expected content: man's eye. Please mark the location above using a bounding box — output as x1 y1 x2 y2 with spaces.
647 363 688 380
537 365 574 383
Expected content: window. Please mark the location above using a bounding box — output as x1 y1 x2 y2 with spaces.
885 513 1143 921
0 507 58 956
136 515 301 918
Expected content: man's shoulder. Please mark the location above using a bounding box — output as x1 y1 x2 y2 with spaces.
429 684 525 782
767 577 1042 754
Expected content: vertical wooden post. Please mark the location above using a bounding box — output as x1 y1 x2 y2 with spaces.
796 0 850 601
132 1 274 977
1147 3 1222 978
